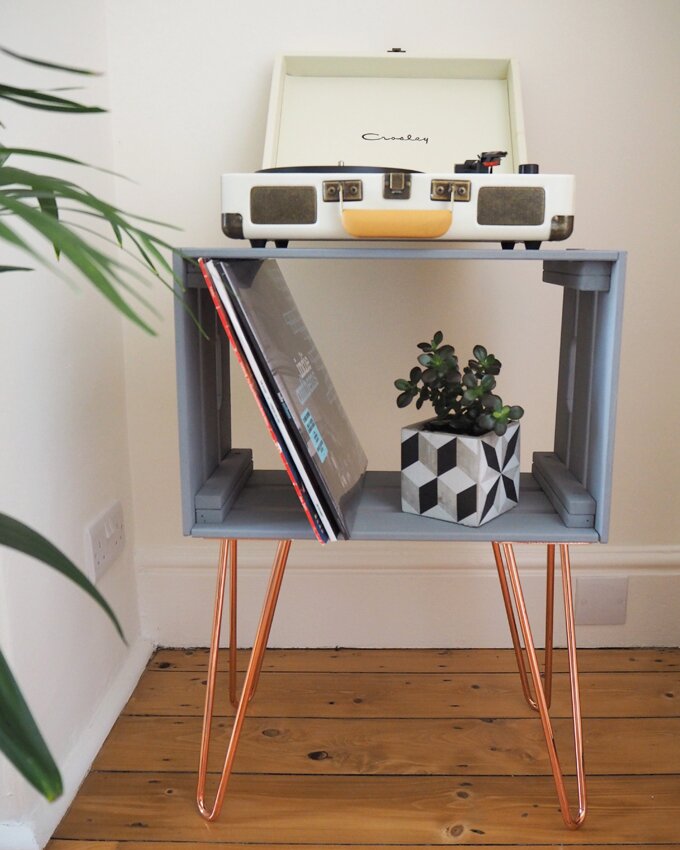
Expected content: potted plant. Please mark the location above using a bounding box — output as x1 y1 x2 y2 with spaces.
394 331 524 526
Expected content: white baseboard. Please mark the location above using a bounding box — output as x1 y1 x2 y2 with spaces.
138 541 680 648
0 636 154 850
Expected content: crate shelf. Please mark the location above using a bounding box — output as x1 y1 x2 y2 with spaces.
174 247 626 544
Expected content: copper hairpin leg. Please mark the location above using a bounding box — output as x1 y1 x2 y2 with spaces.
196 538 292 821
492 541 586 829
492 542 555 710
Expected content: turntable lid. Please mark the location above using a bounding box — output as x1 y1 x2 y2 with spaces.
262 55 527 174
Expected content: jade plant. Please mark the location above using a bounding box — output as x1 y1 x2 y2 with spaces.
394 331 524 436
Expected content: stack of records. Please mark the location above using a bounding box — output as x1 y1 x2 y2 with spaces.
199 257 367 543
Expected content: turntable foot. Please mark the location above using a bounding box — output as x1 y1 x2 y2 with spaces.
274 240 289 249
525 241 542 250
250 239 267 248
501 241 516 251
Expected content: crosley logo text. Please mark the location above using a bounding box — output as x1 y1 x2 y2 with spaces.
362 132 429 145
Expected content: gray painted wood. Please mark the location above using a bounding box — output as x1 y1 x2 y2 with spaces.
532 456 595 529
178 247 622 268
554 287 576 465
173 248 625 544
569 290 598 485
174 256 233 534
585 254 627 541
532 452 596 515
174 258 207 535
543 260 612 291
189 470 598 543
194 450 254 526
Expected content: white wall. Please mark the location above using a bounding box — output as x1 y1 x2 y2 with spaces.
0 5 151 847
101 0 680 648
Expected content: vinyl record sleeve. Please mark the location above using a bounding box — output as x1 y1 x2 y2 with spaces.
214 259 367 537
199 259 334 543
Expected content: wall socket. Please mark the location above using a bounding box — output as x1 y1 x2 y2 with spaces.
86 501 125 582
574 575 629 625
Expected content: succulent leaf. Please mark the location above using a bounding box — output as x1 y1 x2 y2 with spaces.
394 333 522 437
477 413 495 431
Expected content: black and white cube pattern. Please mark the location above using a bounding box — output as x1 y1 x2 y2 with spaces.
400 420 520 526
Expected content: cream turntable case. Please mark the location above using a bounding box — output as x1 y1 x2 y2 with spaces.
221 54 574 249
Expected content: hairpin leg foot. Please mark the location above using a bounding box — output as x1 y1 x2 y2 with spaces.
196 538 292 821
492 541 586 829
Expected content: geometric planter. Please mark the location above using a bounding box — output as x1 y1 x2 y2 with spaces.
400 419 521 527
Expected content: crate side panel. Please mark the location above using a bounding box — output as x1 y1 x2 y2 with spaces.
585 255 627 540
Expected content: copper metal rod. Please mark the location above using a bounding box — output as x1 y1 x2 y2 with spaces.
197 539 292 821
543 544 556 707
492 542 556 710
559 542 587 824
491 541 539 710
247 542 288 699
501 542 586 829
196 538 234 804
226 540 238 707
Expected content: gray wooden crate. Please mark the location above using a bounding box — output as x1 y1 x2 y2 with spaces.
173 248 625 543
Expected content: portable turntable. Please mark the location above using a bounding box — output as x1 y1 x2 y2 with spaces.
221 55 575 249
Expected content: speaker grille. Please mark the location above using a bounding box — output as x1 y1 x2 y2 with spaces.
477 187 545 226
251 186 317 224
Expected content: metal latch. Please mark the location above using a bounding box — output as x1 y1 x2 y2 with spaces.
322 180 363 202
383 172 411 200
430 179 471 202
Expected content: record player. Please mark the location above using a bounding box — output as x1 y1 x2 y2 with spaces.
221 54 575 249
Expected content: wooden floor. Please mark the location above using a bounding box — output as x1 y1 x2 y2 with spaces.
48 647 680 849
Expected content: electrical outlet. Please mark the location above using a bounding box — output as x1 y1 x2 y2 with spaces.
574 575 629 625
86 501 125 582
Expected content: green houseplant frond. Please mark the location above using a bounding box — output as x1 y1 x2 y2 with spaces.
0 45 191 800
0 513 125 801
0 45 197 333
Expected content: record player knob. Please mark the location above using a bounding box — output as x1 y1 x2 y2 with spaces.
519 163 539 174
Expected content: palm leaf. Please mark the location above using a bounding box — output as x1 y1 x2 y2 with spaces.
0 145 127 178
0 216 54 272
0 45 101 75
0 648 62 801
0 513 125 642
0 167 180 233
0 83 105 113
0 193 156 334
0 512 127 800
0 265 32 272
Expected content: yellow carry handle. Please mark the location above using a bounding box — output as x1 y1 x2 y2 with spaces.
341 209 452 239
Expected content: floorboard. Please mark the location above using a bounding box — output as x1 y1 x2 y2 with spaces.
47 648 680 848
127 668 680 718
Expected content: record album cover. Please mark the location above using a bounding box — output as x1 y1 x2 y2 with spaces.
205 258 367 539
